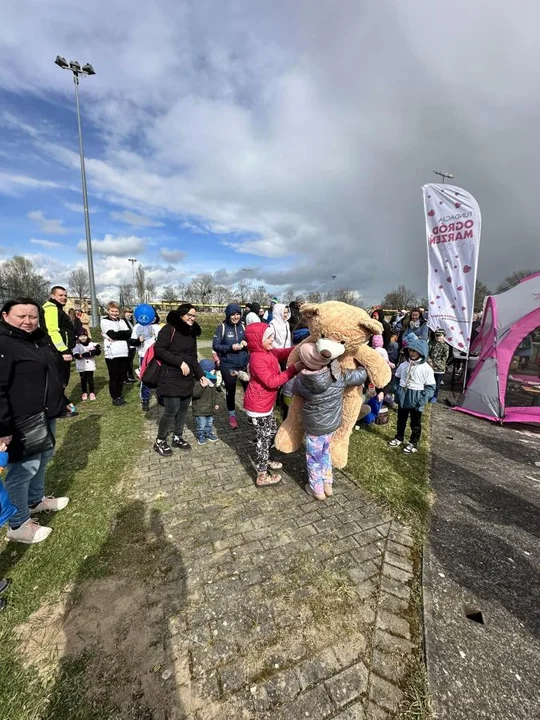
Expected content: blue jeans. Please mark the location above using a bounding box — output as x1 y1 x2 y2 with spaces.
139 356 151 402
5 419 57 528
195 416 214 440
434 373 443 399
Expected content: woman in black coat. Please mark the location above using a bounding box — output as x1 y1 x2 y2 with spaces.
0 298 70 544
153 303 207 456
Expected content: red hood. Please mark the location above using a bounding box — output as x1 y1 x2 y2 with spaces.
246 323 269 352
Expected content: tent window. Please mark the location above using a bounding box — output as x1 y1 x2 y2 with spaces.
505 326 540 407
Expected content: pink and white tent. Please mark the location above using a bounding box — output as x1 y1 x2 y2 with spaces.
455 273 540 424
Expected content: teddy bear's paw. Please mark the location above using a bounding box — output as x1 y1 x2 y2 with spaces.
275 426 302 454
330 442 349 469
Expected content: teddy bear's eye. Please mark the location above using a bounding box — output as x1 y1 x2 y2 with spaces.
321 334 325 339
340 341 346 345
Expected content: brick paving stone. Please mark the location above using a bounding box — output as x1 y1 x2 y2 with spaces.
325 662 369 707
333 703 366 719
379 575 410 601
295 648 342 690
124 405 416 717
368 674 404 713
274 684 335 720
376 610 411 640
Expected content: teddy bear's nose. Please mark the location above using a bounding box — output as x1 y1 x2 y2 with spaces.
320 349 332 358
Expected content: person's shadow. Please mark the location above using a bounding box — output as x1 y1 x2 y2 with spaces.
39 502 187 718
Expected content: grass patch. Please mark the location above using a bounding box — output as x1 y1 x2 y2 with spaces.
196 311 223 341
346 408 432 533
0 360 145 719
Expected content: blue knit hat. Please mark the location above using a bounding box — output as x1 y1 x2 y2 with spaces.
199 359 215 374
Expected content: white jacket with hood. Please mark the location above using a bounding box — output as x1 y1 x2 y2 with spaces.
269 303 292 349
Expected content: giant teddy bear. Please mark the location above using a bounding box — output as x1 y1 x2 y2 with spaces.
275 301 392 468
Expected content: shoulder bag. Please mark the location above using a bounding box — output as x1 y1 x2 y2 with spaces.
9 373 56 462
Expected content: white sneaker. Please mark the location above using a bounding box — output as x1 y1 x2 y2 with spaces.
30 496 70 514
7 519 52 544
388 438 402 447
403 443 418 454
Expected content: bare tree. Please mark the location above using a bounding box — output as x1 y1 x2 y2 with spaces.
334 288 360 306
252 284 269 305
0 256 49 305
134 265 155 303
235 279 253 304
135 265 147 303
382 285 418 311
145 277 155 303
307 291 322 303
67 267 90 305
161 285 179 303
119 283 135 306
474 280 491 312
496 269 540 294
190 273 215 305
213 284 231 305
282 287 295 304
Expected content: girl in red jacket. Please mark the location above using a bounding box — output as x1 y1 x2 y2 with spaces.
244 324 301 487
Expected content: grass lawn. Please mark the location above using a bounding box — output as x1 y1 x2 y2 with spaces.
346 407 432 534
0 360 145 720
196 311 223 341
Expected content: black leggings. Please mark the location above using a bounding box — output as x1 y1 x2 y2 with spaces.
105 357 128 399
79 371 95 394
221 367 248 412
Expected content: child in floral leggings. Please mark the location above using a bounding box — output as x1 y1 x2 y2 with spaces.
294 343 366 500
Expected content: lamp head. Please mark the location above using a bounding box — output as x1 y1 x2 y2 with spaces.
69 60 81 72
55 55 69 69
82 63 96 75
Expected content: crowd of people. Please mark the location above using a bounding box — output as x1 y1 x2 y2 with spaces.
0 288 452 573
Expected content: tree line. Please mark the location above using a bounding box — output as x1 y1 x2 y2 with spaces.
0 255 536 312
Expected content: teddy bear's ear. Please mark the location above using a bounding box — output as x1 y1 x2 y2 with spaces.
361 317 383 336
301 303 320 319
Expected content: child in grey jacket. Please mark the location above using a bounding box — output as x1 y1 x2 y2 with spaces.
294 343 366 500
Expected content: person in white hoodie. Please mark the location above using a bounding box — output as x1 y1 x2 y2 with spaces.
269 303 292 349
100 301 131 406
131 315 161 411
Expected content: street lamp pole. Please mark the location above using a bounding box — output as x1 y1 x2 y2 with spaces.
55 56 98 328
128 258 137 286
433 169 454 185
331 275 337 299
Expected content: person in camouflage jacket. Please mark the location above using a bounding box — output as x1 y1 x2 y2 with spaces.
429 329 450 403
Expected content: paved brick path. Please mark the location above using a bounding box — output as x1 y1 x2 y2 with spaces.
130 403 416 719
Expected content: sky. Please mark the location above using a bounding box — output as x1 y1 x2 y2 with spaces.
0 0 539 305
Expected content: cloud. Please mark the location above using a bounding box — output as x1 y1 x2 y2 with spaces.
28 210 68 235
1 2 539 302
111 210 164 227
30 238 65 249
181 221 208 235
64 202 99 214
159 247 185 262
0 173 60 196
77 233 146 257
